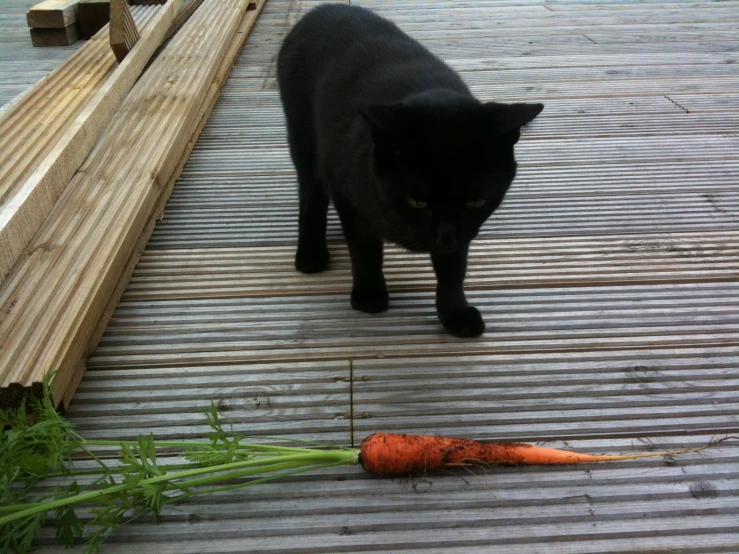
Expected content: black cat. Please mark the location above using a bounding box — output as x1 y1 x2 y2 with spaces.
276 4 543 338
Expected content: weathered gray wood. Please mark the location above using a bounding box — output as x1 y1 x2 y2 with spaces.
31 513 739 552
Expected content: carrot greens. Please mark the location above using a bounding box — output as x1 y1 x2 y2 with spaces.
0 378 358 553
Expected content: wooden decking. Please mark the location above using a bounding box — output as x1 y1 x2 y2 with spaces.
2 0 739 551
0 0 83 106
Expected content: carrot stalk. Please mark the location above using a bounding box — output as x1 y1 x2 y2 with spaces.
358 433 731 475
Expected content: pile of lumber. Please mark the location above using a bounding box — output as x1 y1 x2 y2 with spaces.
26 0 171 45
1 1 175 282
1 0 265 408
26 0 82 46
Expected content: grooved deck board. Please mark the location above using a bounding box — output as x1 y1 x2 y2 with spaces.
6 0 737 551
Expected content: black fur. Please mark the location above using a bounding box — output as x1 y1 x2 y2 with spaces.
277 4 543 338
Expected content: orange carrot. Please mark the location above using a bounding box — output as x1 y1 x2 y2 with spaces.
359 433 724 475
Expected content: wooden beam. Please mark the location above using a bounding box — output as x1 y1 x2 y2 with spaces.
70 0 266 407
0 2 178 282
0 0 266 409
110 0 140 63
163 0 204 42
79 0 110 39
29 23 80 46
26 0 80 29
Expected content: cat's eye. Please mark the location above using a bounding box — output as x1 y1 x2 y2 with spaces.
465 199 486 209
407 197 428 209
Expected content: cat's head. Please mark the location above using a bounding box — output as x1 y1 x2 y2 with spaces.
359 92 543 252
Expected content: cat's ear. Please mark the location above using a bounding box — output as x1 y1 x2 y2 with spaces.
484 102 544 143
358 103 404 133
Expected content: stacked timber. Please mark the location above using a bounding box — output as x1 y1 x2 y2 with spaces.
26 0 82 46
0 0 265 408
0 1 178 283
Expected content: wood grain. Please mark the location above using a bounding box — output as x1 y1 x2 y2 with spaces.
0 0 264 408
109 0 140 62
0 3 175 281
26 0 80 29
76 0 266 406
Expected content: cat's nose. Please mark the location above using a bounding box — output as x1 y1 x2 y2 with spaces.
435 223 457 250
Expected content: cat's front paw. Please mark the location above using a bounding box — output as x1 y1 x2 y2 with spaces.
295 246 330 274
351 284 389 313
441 306 485 338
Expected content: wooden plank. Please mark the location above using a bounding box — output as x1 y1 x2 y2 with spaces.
0 3 176 282
546 1 739 10
227 61 739 87
235 38 739 64
109 0 140 63
29 23 79 46
352 350 739 441
442 52 739 71
0 0 264 409
26 0 80 29
57 513 739 551
83 281 739 369
122 231 739 301
195 109 739 144
79 0 110 39
66 358 351 442
74 0 266 406
667 92 739 113
359 14 739 32
34 514 737 553
163 0 205 42
229 73 739 98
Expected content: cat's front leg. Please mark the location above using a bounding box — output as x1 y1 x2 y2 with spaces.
431 247 484 338
334 197 389 314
